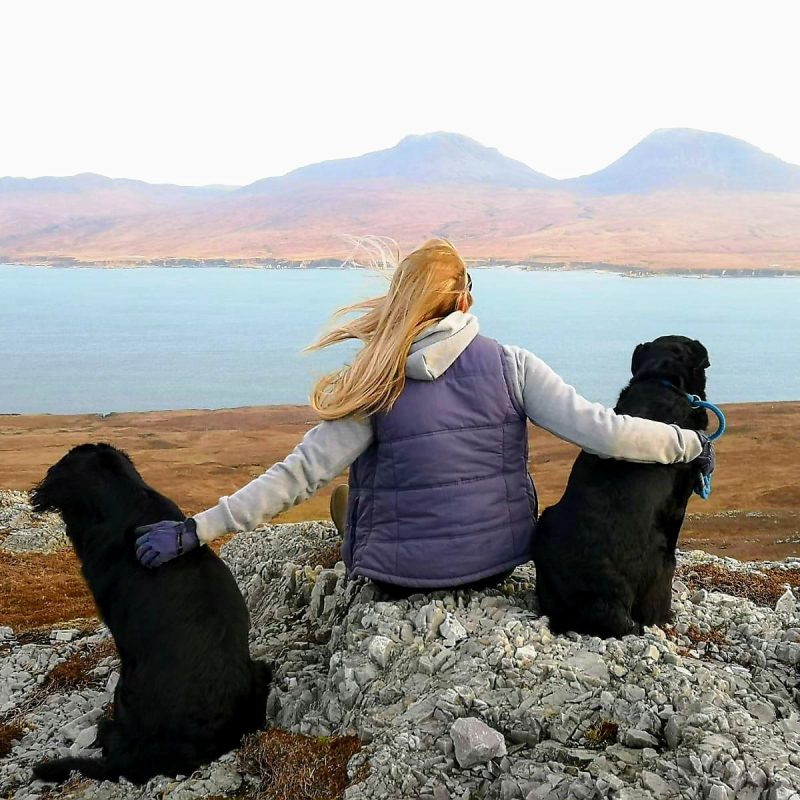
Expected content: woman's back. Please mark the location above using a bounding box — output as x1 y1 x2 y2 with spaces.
345 330 536 587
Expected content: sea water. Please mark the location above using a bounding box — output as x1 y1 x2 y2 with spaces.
1 265 798 414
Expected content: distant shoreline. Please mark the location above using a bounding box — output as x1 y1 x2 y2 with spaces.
1 258 797 278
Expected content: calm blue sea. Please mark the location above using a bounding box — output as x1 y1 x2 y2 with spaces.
1 265 798 414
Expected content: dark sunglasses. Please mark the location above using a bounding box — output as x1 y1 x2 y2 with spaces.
466 272 473 292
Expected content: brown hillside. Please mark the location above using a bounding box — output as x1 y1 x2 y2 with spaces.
4 129 800 271
2 186 800 271
1 402 796 557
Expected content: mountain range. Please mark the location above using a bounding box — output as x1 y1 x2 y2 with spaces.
2 129 800 271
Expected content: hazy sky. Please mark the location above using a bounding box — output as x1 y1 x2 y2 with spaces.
2 0 798 185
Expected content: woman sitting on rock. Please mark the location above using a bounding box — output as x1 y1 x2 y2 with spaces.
135 239 714 595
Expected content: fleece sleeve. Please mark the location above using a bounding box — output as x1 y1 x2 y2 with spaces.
502 345 703 464
193 417 373 543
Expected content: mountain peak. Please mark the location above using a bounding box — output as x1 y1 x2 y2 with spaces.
395 131 484 147
242 132 555 192
573 127 800 193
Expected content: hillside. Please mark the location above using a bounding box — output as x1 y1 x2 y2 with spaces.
242 132 557 191
2 130 800 271
1 402 797 565
570 128 800 194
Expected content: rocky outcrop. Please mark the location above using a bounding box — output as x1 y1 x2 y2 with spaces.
0 490 67 554
2 517 800 799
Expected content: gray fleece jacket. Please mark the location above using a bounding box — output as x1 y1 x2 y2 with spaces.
194 312 703 543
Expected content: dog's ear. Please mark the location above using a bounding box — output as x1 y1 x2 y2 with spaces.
690 339 710 369
29 483 52 513
30 472 62 513
631 343 651 376
30 468 80 515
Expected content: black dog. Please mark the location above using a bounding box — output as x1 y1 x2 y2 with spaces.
30 443 270 784
532 335 710 638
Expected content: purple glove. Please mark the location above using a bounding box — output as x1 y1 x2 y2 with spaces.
135 518 200 568
693 432 716 498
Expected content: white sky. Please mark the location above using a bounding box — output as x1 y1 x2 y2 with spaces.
2 0 799 186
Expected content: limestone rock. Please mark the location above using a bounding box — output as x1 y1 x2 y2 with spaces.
450 717 507 768
367 635 395 668
775 586 797 615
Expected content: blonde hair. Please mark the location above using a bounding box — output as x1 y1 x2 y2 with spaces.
307 238 472 420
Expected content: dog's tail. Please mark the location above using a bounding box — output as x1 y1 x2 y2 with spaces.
33 756 121 783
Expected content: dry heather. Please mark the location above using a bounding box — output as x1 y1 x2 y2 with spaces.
0 550 95 632
236 729 362 800
0 721 24 758
582 720 619 750
309 542 344 571
40 639 117 695
677 561 800 606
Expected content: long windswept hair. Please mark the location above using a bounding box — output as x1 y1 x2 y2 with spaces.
306 237 472 420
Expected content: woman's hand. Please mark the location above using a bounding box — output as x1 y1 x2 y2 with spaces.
135 518 200 568
693 432 716 496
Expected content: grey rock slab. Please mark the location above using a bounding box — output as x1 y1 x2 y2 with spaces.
775 642 800 666
623 729 660 749
440 614 468 645
367 635 395 669
775 587 797 615
567 650 610 684
450 717 507 768
641 771 674 797
747 700 777 724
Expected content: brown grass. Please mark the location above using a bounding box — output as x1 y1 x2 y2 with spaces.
42 639 117 694
664 622 728 658
584 720 618 749
39 774 92 799
0 549 96 631
0 536 229 633
676 562 800 606
236 729 362 800
0 720 25 758
309 543 343 571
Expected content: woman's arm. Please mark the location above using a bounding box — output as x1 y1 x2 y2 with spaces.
193 416 373 543
502 345 703 464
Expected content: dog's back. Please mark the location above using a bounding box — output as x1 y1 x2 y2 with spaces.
532 337 709 638
31 444 270 784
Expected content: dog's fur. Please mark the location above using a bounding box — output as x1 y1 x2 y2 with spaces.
532 335 710 638
30 443 270 784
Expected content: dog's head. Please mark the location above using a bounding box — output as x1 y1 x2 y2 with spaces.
631 335 710 398
31 443 147 547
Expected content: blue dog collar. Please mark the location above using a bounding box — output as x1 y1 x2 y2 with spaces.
689 393 725 500
658 380 726 441
659 380 726 500
686 395 726 442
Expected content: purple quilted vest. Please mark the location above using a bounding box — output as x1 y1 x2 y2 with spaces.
342 334 537 588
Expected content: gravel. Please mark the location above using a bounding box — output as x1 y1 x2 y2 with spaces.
2 514 800 799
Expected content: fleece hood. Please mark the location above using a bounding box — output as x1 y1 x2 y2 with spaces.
405 311 479 381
